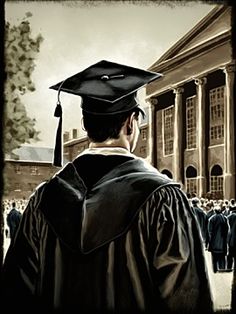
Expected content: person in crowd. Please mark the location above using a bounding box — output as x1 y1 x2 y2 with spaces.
226 205 236 271
229 198 236 211
206 200 215 219
207 205 229 273
222 199 230 217
205 201 215 250
1 60 213 314
6 201 22 241
3 202 10 238
191 197 208 244
200 197 206 209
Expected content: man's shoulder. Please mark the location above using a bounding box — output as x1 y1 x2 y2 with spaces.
195 206 206 214
8 209 14 215
229 212 236 219
208 213 216 221
105 157 178 188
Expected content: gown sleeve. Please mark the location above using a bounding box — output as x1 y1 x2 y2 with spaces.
1 184 46 311
147 185 214 314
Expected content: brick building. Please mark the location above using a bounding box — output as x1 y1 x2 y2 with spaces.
146 5 235 199
4 146 59 199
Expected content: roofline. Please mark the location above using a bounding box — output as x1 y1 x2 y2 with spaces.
64 135 88 147
149 29 231 73
5 159 53 164
12 145 54 149
148 5 229 69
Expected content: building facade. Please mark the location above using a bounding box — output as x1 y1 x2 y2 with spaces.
146 5 235 199
4 146 58 199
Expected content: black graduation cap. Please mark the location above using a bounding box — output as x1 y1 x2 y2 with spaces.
50 60 162 167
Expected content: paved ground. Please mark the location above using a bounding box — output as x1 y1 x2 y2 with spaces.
3 236 233 312
204 250 233 311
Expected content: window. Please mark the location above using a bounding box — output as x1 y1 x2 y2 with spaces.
139 146 146 155
210 165 223 198
77 146 83 154
163 106 174 155
28 183 34 192
14 165 21 174
210 125 224 140
209 86 224 143
186 166 197 195
30 166 39 175
76 144 87 154
140 129 147 141
14 183 21 191
186 96 196 149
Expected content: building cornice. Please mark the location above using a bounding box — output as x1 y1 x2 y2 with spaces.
149 30 231 74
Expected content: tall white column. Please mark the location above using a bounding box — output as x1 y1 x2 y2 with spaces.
195 77 207 197
223 62 236 199
147 98 157 166
173 87 184 184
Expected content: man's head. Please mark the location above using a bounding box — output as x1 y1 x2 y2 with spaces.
191 197 200 206
82 94 141 152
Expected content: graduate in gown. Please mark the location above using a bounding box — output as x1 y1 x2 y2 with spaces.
1 60 214 314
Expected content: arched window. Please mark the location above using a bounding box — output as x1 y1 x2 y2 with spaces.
161 169 173 179
211 164 223 176
210 164 223 198
186 166 197 195
186 166 197 178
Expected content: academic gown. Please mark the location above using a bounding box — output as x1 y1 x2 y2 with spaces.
1 153 213 314
192 205 208 242
207 212 229 254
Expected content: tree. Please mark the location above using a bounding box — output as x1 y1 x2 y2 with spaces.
4 12 43 156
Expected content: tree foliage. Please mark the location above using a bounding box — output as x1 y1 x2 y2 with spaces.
4 12 43 155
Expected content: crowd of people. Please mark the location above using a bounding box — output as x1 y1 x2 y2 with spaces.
3 194 236 275
188 195 236 273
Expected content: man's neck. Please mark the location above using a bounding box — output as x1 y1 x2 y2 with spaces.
89 137 130 151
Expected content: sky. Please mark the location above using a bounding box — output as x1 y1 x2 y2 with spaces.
5 0 216 148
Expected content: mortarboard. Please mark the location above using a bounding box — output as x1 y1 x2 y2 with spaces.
50 60 162 167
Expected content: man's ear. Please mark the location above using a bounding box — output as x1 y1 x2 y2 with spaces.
126 112 136 135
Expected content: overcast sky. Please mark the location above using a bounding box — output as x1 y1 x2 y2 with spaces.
5 1 216 148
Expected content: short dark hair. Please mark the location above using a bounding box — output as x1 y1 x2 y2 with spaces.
82 108 140 142
12 202 16 208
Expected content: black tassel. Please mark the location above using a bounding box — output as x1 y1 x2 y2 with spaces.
54 101 62 118
53 80 66 167
53 116 62 167
53 102 63 167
